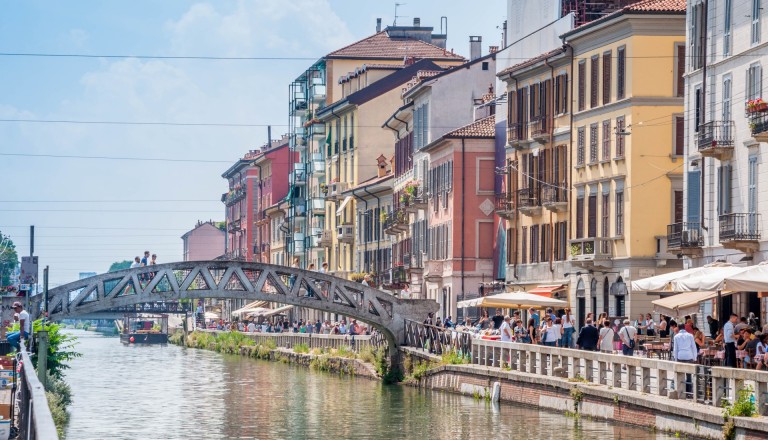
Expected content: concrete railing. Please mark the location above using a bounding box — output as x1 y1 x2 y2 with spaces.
17 341 59 440
469 338 768 415
204 330 387 353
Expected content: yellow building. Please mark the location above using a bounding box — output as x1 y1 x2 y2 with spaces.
562 0 687 319
498 46 573 314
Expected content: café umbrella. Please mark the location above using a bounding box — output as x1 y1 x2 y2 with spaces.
457 291 567 309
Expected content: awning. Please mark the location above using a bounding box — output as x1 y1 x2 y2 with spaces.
457 291 567 309
204 311 220 319
336 196 353 215
671 266 751 292
528 284 567 298
631 262 735 292
724 262 768 291
651 291 733 317
232 300 269 316
261 305 293 317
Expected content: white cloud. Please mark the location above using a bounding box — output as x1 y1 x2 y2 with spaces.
67 29 89 47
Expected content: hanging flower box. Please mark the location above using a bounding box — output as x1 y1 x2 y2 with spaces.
746 98 768 115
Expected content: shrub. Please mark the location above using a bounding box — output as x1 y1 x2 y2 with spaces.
724 385 757 418
293 343 310 354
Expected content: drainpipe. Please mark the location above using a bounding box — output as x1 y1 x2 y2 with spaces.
564 42 575 268
329 107 342 271
363 186 383 276
701 0 709 257
461 138 466 313
253 164 263 263
545 54 557 274
350 188 369 273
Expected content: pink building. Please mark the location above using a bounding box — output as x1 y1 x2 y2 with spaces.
421 116 497 320
181 221 225 261
252 135 293 263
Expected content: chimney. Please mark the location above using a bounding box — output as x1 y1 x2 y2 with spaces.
469 36 482 61
413 17 420 27
376 18 382 32
489 46 499 54
376 155 388 177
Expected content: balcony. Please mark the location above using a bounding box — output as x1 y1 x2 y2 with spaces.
326 181 348 201
541 185 567 212
719 213 761 252
697 121 735 160
310 121 326 136
569 238 612 264
337 223 354 244
494 192 515 219
529 115 548 141
666 222 704 255
289 235 306 256
292 99 307 116
288 199 306 220
227 218 242 232
402 186 427 213
309 198 325 215
517 187 541 216
383 266 408 290
306 227 322 248
383 209 409 235
506 123 523 148
222 187 246 206
309 153 325 175
318 230 333 247
289 164 307 186
748 112 768 142
293 132 307 151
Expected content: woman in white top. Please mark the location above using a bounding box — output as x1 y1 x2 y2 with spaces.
645 313 656 337
561 309 575 348
597 321 615 353
542 318 561 347
500 316 513 342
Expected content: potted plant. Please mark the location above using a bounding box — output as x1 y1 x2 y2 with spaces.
570 243 581 257
380 211 389 223
319 183 328 194
747 98 768 113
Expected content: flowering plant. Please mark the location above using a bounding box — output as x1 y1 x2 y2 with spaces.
746 98 768 113
403 179 419 196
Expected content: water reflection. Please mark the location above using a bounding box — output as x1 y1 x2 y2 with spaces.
64 330 676 440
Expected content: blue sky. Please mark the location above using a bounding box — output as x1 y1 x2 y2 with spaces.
0 0 505 286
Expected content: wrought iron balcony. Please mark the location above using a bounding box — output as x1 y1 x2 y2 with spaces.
697 121 735 160
749 112 768 142
494 192 515 219
569 237 612 262
666 222 703 254
517 187 540 216
719 213 761 252
506 123 524 147
383 209 409 235
541 185 567 212
402 186 427 213
222 188 246 206
529 115 548 141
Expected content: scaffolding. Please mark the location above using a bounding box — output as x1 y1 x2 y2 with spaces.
561 0 645 27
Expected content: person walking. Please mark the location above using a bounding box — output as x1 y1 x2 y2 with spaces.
598 321 615 353
7 301 29 351
619 319 638 356
576 318 599 351
561 308 575 348
500 316 513 342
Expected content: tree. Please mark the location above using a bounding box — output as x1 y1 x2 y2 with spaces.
0 232 19 287
108 260 132 272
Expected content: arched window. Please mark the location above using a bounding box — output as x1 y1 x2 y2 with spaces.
576 279 585 298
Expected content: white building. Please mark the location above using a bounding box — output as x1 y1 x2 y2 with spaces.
680 0 768 322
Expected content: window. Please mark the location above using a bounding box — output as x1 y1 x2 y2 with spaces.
588 192 597 238
748 64 763 101
724 0 732 56
674 116 685 156
521 226 528 264
414 103 430 149
602 51 612 105
578 61 586 111
687 171 701 224
690 3 705 70
694 86 703 132
615 116 625 158
717 164 732 216
676 45 686 97
589 124 598 163
601 192 610 238
541 224 550 263
577 127 586 166
482 61 489 71
530 225 539 264
554 73 568 114
602 120 611 160
722 76 732 141
615 187 624 236
753 0 762 45
749 156 758 214
617 46 626 100
576 196 584 239
590 55 599 108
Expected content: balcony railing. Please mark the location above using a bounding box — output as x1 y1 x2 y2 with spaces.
222 188 246 206
309 198 325 215
327 181 348 201
541 185 566 211
402 186 427 212
517 187 539 214
749 112 768 142
666 222 704 251
494 192 514 218
719 213 761 242
318 230 333 247
569 237 612 261
529 115 548 140
507 122 523 146
290 167 307 186
697 121 735 159
383 209 409 235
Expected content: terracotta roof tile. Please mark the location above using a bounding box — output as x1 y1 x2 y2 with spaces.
445 116 496 139
497 47 567 77
400 70 444 96
623 0 686 12
327 31 465 61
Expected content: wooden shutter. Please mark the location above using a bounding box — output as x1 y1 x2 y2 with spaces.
603 51 612 105
675 116 685 155
508 90 517 128
617 47 626 99
562 73 569 113
576 197 584 239
544 79 552 122
554 76 561 114
588 194 597 238
578 61 586 111
676 45 686 97
674 191 684 224
521 226 528 264
590 55 599 108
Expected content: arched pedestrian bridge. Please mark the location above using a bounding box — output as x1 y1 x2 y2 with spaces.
37 261 437 349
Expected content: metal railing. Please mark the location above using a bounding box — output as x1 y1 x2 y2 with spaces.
517 187 538 208
494 192 514 217
719 212 762 241
697 120 735 151
749 112 768 137
666 222 704 249
529 115 548 139
17 341 59 440
403 319 473 356
541 185 566 206
203 330 387 353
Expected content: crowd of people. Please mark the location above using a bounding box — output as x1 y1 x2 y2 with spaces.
425 308 766 369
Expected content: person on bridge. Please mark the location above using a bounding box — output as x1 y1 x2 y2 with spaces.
7 301 29 351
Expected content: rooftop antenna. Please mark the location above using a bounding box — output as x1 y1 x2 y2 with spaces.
394 3 407 26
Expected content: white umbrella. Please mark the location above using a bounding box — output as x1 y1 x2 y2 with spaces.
204 311 220 319
724 262 768 291
671 265 751 292
651 291 725 317
630 262 734 292
457 291 567 309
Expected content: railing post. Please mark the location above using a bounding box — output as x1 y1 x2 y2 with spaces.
37 330 49 389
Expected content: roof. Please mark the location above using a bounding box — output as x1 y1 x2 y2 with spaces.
317 59 444 118
497 47 568 77
339 63 405 84
181 221 224 239
400 70 443 97
444 116 496 139
326 31 464 61
344 173 394 194
401 50 498 99
562 0 686 39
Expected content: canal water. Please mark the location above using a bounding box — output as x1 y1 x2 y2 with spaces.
64 330 678 439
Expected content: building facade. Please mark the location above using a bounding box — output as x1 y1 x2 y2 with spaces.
251 135 293 263
181 221 225 261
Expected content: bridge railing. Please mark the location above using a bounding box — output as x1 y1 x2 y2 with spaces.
17 341 59 440
403 319 473 357
202 330 388 353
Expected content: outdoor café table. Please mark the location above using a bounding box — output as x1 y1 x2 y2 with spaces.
645 343 670 360
698 348 721 366
481 335 501 341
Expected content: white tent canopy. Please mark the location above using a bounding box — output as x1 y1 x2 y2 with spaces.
631 262 735 292
457 291 567 309
724 262 768 292
671 266 750 292
233 300 269 317
651 291 733 317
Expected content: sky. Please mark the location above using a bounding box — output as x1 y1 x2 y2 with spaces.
0 0 507 286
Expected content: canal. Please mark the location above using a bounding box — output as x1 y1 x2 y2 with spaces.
64 330 678 439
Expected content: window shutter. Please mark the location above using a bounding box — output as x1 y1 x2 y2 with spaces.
554 76 561 114
603 51 612 105
508 90 517 127
590 55 599 108
675 116 685 155
588 194 597 238
687 170 701 224
576 197 584 239
578 61 586 111
423 104 429 146
676 45 686 97
617 47 626 100
562 74 569 112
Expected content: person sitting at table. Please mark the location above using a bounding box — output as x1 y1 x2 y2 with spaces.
755 334 767 370
740 329 760 368
693 326 705 350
